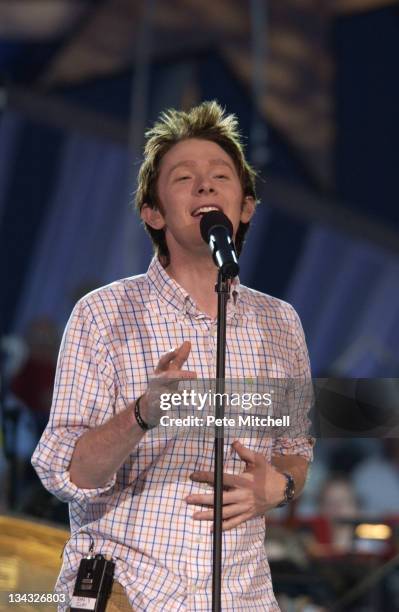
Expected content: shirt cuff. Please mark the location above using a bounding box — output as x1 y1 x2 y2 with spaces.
32 427 116 504
271 436 315 462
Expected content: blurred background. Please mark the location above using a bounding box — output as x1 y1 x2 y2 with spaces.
0 1 398 610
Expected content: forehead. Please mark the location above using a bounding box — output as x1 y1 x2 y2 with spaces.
159 138 236 172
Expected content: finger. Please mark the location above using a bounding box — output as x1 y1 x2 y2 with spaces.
180 371 197 379
192 509 214 521
155 348 180 373
169 340 191 371
186 493 214 507
232 440 259 465
190 471 248 489
161 370 197 380
220 512 253 531
193 503 249 522
190 471 214 485
186 489 245 507
149 371 198 399
221 502 249 519
154 341 192 373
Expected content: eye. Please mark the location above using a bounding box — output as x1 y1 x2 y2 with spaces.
176 175 191 181
215 174 229 179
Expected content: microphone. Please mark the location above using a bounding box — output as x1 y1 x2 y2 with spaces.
200 211 239 278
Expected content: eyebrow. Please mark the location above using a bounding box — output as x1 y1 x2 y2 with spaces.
168 158 235 176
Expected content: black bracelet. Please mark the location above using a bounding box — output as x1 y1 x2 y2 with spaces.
276 472 296 507
134 395 154 431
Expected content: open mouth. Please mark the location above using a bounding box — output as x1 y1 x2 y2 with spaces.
191 205 222 218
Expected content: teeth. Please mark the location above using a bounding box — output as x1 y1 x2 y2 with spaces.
193 206 220 216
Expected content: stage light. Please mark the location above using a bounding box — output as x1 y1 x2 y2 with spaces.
355 523 392 540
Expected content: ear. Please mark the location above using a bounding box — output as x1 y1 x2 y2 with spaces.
240 196 256 224
141 203 165 230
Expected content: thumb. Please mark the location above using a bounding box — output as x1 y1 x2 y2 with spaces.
232 440 257 465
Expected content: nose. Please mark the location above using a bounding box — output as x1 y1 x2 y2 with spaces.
196 176 216 195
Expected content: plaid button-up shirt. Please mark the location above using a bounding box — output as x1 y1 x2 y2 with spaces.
32 257 313 611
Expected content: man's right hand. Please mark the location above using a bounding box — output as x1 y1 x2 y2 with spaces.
139 341 197 427
70 346 197 489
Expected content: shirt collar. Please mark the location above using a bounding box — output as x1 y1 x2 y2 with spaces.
146 256 241 319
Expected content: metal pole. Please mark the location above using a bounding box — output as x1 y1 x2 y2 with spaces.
212 272 231 611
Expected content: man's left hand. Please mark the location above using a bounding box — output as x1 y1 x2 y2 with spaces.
185 440 287 531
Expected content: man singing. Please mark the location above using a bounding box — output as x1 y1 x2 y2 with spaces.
32 101 313 611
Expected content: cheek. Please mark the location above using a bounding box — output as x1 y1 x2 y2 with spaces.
169 184 192 201
161 190 183 212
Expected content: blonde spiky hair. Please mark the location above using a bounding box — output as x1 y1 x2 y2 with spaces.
135 101 258 265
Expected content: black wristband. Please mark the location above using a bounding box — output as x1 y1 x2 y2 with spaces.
276 472 296 508
134 395 155 431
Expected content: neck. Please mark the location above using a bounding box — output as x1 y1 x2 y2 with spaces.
165 249 219 319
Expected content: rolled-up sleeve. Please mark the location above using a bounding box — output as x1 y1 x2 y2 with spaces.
31 298 117 503
272 305 315 462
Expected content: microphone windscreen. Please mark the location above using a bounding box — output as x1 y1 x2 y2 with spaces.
200 211 233 243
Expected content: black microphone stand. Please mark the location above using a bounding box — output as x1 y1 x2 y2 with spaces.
212 269 231 612
199 210 239 610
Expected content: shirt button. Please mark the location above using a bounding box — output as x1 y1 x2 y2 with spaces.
195 535 203 544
